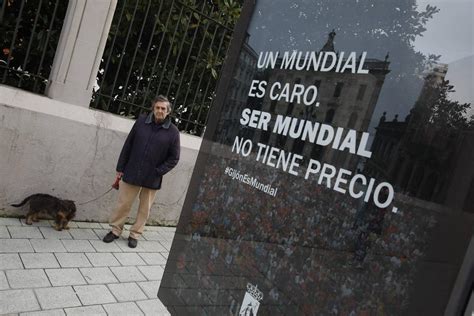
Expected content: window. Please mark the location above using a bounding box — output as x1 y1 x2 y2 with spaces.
325 109 336 123
292 139 305 154
357 84 367 100
333 82 344 97
270 99 277 113
347 112 358 129
285 102 295 116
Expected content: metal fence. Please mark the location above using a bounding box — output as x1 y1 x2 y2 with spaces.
0 0 68 94
91 0 238 136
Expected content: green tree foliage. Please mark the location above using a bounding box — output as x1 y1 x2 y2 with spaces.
416 76 473 130
91 0 243 135
0 0 67 93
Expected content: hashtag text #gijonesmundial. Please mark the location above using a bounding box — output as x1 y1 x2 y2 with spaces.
225 167 278 197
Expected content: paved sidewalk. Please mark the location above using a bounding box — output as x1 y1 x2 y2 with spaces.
0 217 174 315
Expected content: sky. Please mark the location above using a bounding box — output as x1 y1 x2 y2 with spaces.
414 0 473 113
414 0 473 64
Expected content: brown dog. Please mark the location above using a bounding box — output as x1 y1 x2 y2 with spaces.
11 194 76 231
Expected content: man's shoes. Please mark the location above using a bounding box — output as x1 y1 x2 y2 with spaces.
103 231 119 243
128 237 138 248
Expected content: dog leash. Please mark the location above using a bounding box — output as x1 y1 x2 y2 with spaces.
77 176 121 206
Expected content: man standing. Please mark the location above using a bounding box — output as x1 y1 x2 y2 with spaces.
103 95 180 248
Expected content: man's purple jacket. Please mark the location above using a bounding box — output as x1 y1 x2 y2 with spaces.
116 113 180 190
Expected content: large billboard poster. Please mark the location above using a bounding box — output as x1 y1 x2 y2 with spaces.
159 0 474 314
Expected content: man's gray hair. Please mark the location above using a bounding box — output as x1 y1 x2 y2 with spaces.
151 95 172 113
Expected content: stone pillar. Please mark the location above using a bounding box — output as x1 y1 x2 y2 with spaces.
46 0 117 107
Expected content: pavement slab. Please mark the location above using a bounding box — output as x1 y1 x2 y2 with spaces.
107 282 148 302
0 271 9 290
85 252 121 267
35 286 82 310
20 309 66 316
0 254 24 270
20 253 60 269
0 225 10 238
92 229 110 240
116 240 167 253
79 267 118 284
136 299 170 315
6 269 51 289
141 231 163 241
75 222 103 229
64 305 107 315
31 239 66 253
89 240 123 252
113 252 147 266
55 253 92 268
0 218 22 226
138 252 168 265
39 227 73 239
8 226 44 239
20 219 54 227
103 301 144 315
137 280 160 299
110 266 147 282
0 289 40 314
159 241 174 251
0 239 34 252
0 220 174 315
61 240 95 253
45 268 87 286
73 284 116 305
138 265 165 281
68 228 99 240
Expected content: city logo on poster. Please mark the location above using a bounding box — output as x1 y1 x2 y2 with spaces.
239 283 263 316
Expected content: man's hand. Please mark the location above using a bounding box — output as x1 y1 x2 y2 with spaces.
112 172 123 190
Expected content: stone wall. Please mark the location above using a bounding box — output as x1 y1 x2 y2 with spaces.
0 85 201 225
